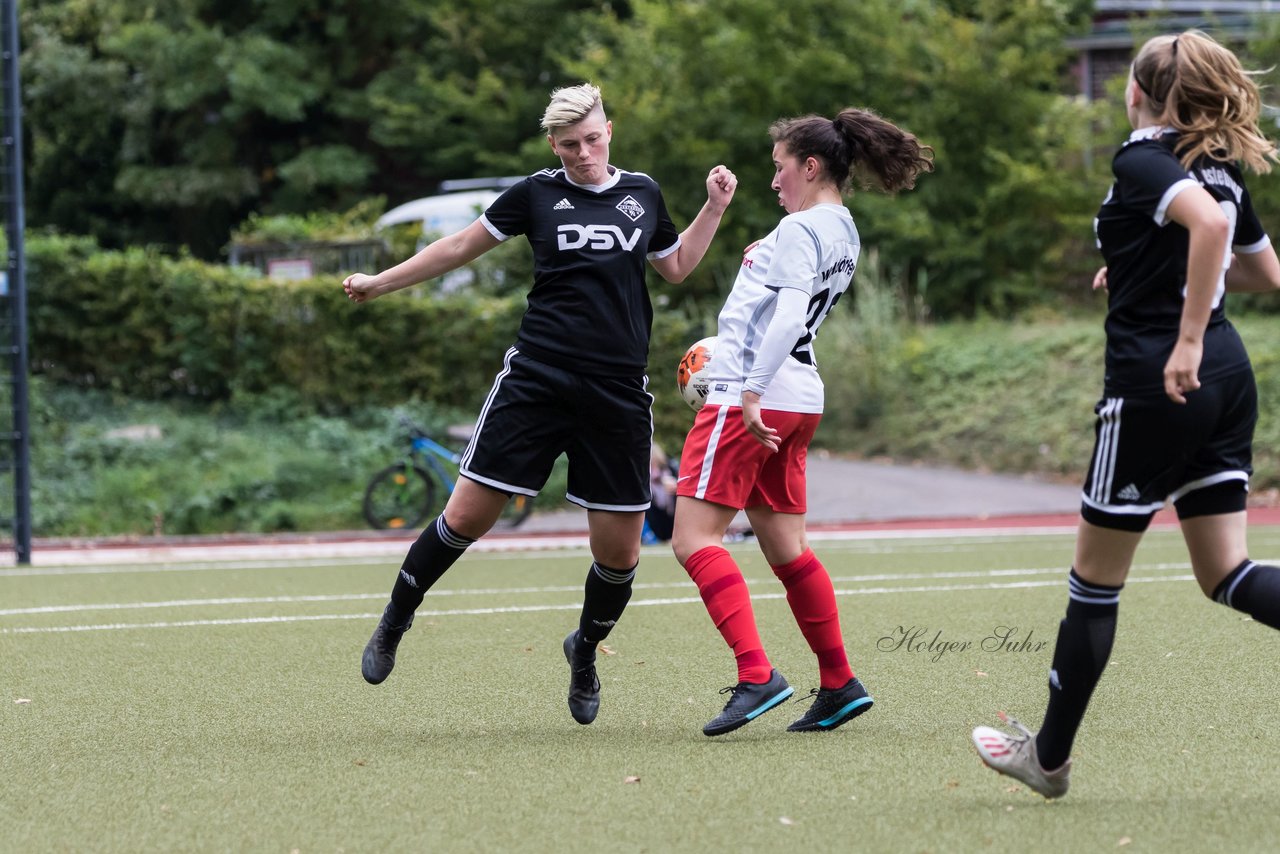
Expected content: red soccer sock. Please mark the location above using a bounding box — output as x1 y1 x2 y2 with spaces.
684 545 772 684
772 549 854 689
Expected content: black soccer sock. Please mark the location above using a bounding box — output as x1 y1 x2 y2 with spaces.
575 561 636 654
1213 560 1280 629
1035 568 1122 771
386 515 475 623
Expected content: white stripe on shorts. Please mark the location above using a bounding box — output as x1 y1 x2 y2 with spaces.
1166 470 1250 505
695 405 732 500
461 347 518 473
1090 397 1123 504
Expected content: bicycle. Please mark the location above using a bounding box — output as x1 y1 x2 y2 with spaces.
362 418 535 531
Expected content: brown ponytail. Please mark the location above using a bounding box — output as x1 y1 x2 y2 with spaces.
769 107 934 194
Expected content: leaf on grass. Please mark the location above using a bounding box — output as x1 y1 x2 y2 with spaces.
15 698 31 705
974 670 988 678
623 776 641 784
353 759 367 766
525 646 533 653
944 779 959 790
1118 837 1132 847
779 817 794 826
1005 805 1014 812
1005 786 1020 794
634 661 645 666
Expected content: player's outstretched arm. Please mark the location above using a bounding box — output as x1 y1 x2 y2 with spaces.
343 219 502 303
650 165 737 284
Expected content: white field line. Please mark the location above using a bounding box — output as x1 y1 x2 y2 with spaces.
5 526 1250 578
0 525 1096 572
0 562 1202 618
0 566 1200 635
9 517 1280 573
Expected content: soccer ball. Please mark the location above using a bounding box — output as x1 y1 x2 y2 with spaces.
676 336 716 411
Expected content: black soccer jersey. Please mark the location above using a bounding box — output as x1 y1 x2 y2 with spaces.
480 166 681 376
1094 127 1270 396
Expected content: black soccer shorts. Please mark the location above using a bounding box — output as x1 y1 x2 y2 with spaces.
1080 369 1256 532
458 348 653 511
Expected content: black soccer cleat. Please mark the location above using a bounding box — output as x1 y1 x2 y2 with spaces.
787 677 874 732
703 669 793 737
361 603 413 685
563 630 601 725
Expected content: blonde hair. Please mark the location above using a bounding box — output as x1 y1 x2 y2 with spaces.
1133 29 1279 173
540 84 603 132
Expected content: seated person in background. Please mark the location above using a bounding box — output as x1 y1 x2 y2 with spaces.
643 443 679 543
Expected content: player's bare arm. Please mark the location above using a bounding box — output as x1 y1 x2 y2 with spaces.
1225 244 1280 292
650 165 737 283
740 391 780 453
343 219 502 303
1163 186 1231 403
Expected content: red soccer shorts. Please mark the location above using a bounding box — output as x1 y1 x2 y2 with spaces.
676 404 821 513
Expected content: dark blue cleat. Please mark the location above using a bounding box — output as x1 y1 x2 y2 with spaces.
787 677 874 732
703 669 793 736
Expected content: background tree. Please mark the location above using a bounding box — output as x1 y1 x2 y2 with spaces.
19 0 622 257
25 0 1275 318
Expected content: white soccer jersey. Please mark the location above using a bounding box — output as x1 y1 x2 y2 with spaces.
705 204 859 413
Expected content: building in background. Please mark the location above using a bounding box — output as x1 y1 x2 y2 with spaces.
1069 1 1276 100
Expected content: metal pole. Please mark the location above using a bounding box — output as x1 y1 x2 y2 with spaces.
3 0 31 564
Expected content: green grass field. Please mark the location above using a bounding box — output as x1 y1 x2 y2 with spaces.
4 527 1280 852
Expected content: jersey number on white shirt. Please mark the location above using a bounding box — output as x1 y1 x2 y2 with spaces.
791 286 846 362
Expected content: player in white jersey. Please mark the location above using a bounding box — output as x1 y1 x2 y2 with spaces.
671 108 933 736
701 204 858 415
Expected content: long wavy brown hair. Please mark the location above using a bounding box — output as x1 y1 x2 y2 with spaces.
1133 29 1279 173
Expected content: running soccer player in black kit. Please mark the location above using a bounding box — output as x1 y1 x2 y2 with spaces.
343 84 737 724
972 30 1280 798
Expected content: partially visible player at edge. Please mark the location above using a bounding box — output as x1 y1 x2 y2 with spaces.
671 108 933 736
343 83 737 725
973 29 1280 798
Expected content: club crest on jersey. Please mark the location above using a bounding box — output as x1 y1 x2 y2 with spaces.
557 223 642 251
615 195 645 222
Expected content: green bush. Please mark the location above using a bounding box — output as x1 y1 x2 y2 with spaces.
24 234 1280 537
26 234 527 411
27 382 573 537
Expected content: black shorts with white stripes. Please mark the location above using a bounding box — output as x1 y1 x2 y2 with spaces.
458 348 653 512
1080 369 1256 532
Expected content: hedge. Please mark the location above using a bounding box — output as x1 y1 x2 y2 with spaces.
25 235 707 447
